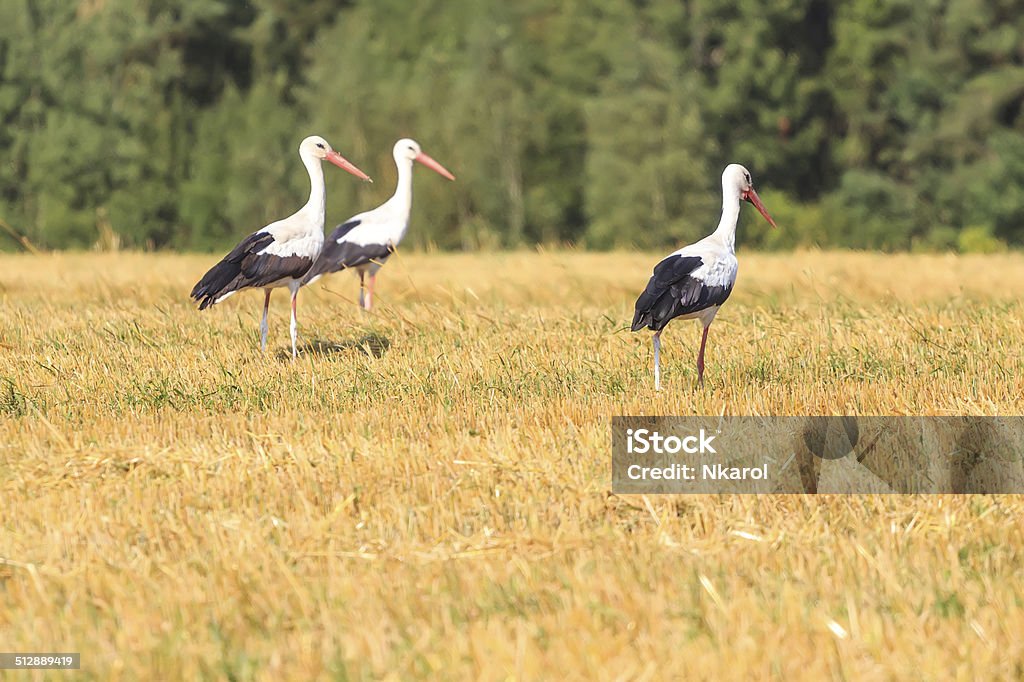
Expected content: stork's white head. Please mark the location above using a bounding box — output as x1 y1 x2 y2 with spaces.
722 163 777 228
393 138 456 180
300 135 372 182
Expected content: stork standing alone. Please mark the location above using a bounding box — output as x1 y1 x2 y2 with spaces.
301 138 455 309
631 164 777 390
190 135 372 359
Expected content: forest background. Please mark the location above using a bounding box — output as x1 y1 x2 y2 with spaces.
1 0 1022 253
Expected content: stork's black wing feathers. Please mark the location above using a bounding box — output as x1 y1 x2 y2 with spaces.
191 232 273 309
329 218 363 241
630 254 733 332
301 220 395 284
190 231 312 310
238 249 312 286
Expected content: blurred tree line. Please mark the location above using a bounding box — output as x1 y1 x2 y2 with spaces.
0 0 1022 252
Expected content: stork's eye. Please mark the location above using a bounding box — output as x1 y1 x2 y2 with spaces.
316 143 325 149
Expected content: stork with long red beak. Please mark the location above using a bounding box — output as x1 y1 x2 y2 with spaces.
631 164 777 390
190 135 372 359
302 138 455 310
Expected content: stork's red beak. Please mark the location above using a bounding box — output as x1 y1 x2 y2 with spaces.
326 151 373 182
742 188 777 228
415 152 455 181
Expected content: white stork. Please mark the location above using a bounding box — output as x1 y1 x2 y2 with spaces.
190 135 372 359
301 138 455 310
631 164 777 390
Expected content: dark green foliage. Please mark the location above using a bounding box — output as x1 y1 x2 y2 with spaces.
0 0 1022 251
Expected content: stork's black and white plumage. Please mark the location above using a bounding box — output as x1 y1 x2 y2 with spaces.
190 135 372 358
301 138 455 310
631 164 777 390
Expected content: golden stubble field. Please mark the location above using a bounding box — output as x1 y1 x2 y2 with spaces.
1 250 1023 680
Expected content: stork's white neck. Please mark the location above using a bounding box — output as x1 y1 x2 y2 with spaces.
381 154 415 235
299 150 327 225
389 154 413 212
712 184 742 251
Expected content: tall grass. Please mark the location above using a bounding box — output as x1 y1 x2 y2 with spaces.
1 250 1023 679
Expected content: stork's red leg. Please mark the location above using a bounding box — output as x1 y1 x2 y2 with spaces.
366 273 377 311
697 324 710 387
653 330 662 391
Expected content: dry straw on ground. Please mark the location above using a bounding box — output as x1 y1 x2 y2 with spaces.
1 250 1023 679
